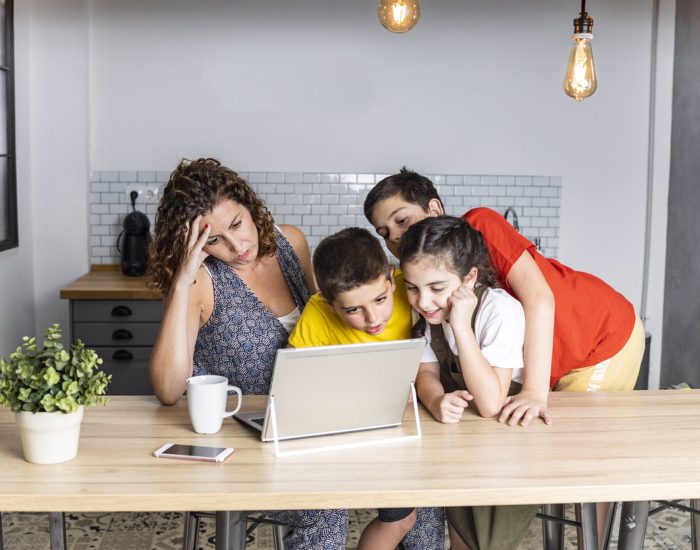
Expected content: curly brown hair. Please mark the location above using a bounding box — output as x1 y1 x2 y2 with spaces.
147 158 276 295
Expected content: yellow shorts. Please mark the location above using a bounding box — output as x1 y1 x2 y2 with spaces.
554 314 646 392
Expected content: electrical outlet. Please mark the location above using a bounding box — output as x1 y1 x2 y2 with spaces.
125 183 161 204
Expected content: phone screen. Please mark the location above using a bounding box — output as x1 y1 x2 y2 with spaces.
163 444 229 458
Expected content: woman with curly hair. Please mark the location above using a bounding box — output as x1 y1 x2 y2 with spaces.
148 158 348 549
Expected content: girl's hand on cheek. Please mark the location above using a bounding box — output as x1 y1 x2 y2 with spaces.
447 284 478 332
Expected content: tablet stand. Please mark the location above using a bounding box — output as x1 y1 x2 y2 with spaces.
268 382 422 458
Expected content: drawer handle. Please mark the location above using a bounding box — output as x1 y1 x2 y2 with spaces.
112 350 134 361
112 329 133 341
111 305 133 317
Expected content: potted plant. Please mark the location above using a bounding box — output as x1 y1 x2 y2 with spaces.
0 323 111 464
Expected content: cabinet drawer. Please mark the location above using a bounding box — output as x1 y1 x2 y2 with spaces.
74 322 160 346
72 300 162 322
95 347 154 395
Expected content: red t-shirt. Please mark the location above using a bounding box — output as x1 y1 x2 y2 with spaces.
464 207 636 388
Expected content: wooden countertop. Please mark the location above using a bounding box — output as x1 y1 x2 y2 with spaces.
60 265 162 300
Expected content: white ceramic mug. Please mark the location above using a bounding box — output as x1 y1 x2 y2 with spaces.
186 375 242 434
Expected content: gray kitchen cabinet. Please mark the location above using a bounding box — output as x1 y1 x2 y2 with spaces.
69 299 163 394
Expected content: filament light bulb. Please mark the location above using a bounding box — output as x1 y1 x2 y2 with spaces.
563 8 597 101
378 0 420 33
564 33 597 101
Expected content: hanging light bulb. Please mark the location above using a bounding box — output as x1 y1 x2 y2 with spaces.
378 0 420 33
563 0 597 101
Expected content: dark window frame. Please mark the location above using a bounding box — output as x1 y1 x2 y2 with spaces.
0 0 17 252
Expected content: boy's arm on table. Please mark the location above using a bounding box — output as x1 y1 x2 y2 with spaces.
499 250 554 427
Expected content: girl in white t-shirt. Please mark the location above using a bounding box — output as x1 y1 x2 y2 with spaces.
400 214 525 422
399 215 537 550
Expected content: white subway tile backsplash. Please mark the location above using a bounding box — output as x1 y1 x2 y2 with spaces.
88 170 561 264
311 205 330 215
100 171 118 182
91 182 110 193
304 173 323 184
118 171 137 182
91 204 109 214
267 172 285 184
284 172 303 184
247 172 267 184
294 183 313 195
109 204 128 215
321 194 339 205
137 171 157 183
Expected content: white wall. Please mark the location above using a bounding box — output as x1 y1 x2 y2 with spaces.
88 0 658 292
5 0 674 384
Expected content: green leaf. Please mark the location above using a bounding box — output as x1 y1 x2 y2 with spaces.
43 366 61 387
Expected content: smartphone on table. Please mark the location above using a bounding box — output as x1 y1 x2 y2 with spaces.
153 443 234 462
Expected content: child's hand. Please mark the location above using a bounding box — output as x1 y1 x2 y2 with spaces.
430 390 473 424
498 390 552 427
446 283 479 333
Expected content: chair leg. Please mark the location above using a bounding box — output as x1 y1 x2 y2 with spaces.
691 499 700 550
575 503 599 550
600 502 617 550
182 511 201 550
617 501 650 550
48 512 67 550
541 504 565 550
215 511 247 550
273 523 287 550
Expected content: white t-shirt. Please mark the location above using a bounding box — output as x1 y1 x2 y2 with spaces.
420 287 524 384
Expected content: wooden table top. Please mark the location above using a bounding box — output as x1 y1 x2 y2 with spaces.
60 266 162 300
1 390 699 512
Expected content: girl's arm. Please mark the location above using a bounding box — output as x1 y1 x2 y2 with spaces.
150 219 211 405
416 361 472 423
279 224 316 293
447 283 514 418
498 251 554 426
451 327 513 418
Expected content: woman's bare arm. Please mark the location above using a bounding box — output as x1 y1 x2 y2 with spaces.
150 219 211 405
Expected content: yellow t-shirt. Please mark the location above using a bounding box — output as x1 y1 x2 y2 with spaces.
288 271 413 347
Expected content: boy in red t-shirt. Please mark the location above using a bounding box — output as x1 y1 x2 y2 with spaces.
363 168 645 549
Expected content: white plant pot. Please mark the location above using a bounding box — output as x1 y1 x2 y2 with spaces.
15 406 84 464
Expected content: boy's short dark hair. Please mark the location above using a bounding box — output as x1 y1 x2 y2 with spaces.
313 227 389 304
363 167 443 224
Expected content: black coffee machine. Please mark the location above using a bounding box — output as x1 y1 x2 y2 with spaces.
117 191 151 276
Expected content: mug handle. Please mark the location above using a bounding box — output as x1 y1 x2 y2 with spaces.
222 385 243 418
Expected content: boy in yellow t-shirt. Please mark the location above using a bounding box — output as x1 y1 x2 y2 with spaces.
287 227 443 550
